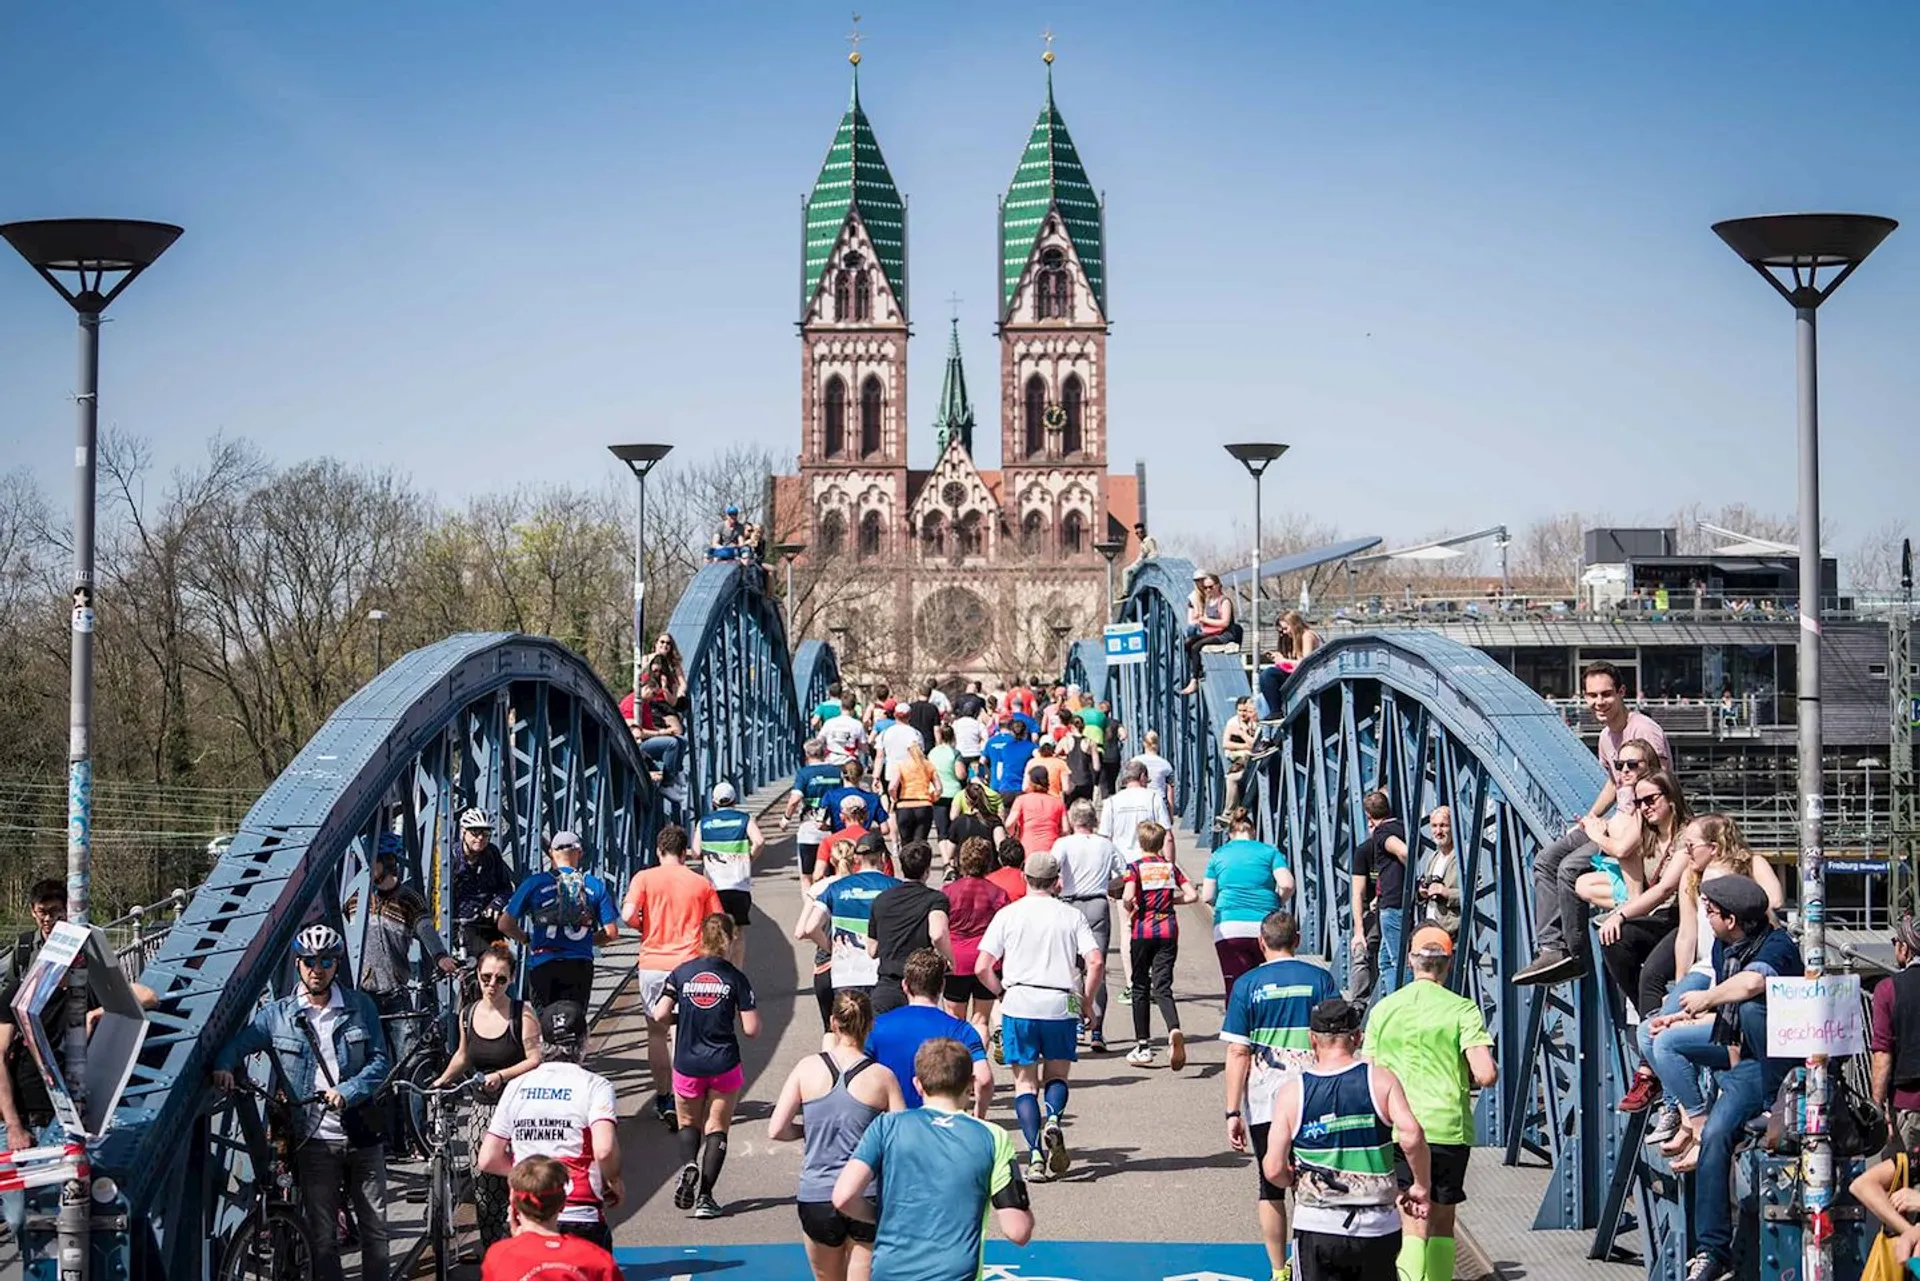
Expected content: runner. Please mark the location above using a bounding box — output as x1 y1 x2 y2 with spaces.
1362 927 1497 1281
821 698 869 766
866 948 993 1115
496 831 620 1007
1223 912 1342 1281
888 738 941 847
1053 799 1125 1054
952 702 990 782
948 779 1006 863
983 717 1038 812
875 701 923 795
434 944 543 1253
817 797 876 879
621 824 724 1131
987 838 1030 903
1121 820 1198 1069
479 1002 624 1251
768 990 905 1281
1263 999 1430 1281
786 738 845 888
652 913 761 1219
1006 765 1068 856
1132 730 1176 813
942 837 1011 1041
1204 809 1295 1000
975 849 1103 1182
832 1039 1035 1273
928 725 966 852
694 781 763 966
865 841 953 1015
823 761 890 838
799 833 901 1002
478 1156 623 1281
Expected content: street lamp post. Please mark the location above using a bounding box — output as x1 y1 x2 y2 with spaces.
2 215 182 1281
367 609 389 672
773 542 807 641
608 444 674 716
1224 443 1289 664
1092 537 1127 623
1715 210 1896 1281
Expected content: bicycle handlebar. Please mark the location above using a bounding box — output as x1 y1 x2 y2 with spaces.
392 1073 487 1100
222 1078 328 1108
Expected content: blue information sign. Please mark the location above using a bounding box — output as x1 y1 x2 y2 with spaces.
1104 623 1147 666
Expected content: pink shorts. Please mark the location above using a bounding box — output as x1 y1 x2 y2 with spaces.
672 1064 744 1098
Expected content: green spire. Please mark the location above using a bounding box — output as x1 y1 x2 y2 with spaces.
803 61 908 318
932 317 976 457
1001 65 1104 318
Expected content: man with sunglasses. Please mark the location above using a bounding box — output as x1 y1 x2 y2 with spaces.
1516 661 1668 986
211 923 393 1281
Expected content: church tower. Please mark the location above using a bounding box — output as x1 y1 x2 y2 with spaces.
797 49 910 564
997 49 1109 565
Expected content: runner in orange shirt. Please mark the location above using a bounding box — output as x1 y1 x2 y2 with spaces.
622 824 723 1131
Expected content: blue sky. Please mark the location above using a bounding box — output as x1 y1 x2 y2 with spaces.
2 1 1917 551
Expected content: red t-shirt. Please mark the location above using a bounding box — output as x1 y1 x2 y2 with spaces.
943 875 1012 975
481 1231 623 1281
1006 793 1067 855
986 866 1029 903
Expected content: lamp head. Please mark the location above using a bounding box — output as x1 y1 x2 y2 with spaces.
1712 213 1896 308
1225 442 1290 477
1 218 183 313
608 443 674 476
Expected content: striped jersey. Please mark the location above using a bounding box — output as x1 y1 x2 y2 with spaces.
1125 853 1189 940
1289 1061 1399 1237
697 807 753 892
1222 957 1341 1123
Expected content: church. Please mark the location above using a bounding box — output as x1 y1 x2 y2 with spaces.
772 46 1143 688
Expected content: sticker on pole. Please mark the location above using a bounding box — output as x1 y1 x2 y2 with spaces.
1104 623 1147 666
1766 974 1865 1058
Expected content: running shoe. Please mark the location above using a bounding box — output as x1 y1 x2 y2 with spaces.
1618 1066 1661 1114
1116 987 1132 1005
654 1093 680 1131
1169 1029 1188 1072
692 1193 724 1220
1644 1103 1682 1147
991 1026 1005 1066
1042 1117 1070 1177
672 1162 700 1211
1126 1045 1154 1066
1089 1032 1108 1054
1026 1150 1050 1183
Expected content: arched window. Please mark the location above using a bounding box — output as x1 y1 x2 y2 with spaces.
957 511 983 557
858 510 883 560
1061 374 1084 455
1023 374 1047 459
860 376 883 457
820 510 846 556
922 511 946 558
823 376 847 457
1020 511 1045 555
1061 510 1086 558
832 272 850 321
854 270 872 322
1038 248 1070 320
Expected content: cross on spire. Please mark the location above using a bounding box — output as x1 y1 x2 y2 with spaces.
945 291 963 321
1041 27 1055 64
847 12 864 64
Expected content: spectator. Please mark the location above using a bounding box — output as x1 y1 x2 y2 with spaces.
452 808 519 957
435 944 542 1252
1416 806 1462 937
1873 916 1920 1151
359 835 459 1154
1350 792 1408 1002
1220 697 1258 817
707 504 745 561
1124 521 1158 585
498 831 619 1008
631 677 688 789
1178 569 1240 697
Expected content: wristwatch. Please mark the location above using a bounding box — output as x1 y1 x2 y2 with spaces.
1224 1109 1241 1118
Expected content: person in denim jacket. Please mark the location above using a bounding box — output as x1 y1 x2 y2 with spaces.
211 923 392 1281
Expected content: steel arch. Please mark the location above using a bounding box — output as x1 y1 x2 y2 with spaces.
1255 631 1677 1258
95 633 657 1279
792 639 842 727
667 564 806 813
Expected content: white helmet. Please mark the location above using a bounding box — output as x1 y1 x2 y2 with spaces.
293 923 343 959
458 807 493 832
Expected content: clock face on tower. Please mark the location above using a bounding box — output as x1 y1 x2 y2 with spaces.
1043 403 1067 433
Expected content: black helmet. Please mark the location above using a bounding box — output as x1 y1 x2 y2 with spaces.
540 1000 588 1047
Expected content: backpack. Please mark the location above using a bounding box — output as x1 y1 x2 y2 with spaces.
1765 1061 1887 1160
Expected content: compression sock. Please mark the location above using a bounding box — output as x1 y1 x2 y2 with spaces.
1395 1234 1426 1281
699 1132 729 1194
1042 1078 1069 1120
1014 1092 1043 1149
676 1121 700 1168
1426 1236 1455 1281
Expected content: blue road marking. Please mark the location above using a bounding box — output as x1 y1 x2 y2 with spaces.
614 1240 1272 1281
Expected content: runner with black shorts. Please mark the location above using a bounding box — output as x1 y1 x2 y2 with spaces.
942 838 1011 1040
694 782 763 967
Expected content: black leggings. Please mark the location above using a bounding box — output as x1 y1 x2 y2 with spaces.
1185 622 1244 679
896 806 935 844
1599 912 1676 1018
1130 937 1181 1040
1637 925 1681 1020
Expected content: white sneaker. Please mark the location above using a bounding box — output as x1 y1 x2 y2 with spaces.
1126 1045 1154 1066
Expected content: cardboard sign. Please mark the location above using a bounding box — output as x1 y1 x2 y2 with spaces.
9 922 151 1138
1766 974 1865 1058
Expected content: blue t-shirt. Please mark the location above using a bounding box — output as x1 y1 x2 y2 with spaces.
1222 956 1341 1119
794 762 845 829
852 1107 1020 1281
982 735 1036 794
866 1004 987 1108
1712 925 1803 1062
818 870 901 988
1204 839 1290 925
821 785 889 833
502 867 617 968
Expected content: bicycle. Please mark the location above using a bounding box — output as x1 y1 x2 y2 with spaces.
392 1075 485 1281
378 970 462 1156
212 1078 326 1281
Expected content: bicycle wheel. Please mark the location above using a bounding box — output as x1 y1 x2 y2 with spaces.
216 1203 315 1281
403 1053 447 1156
431 1155 456 1281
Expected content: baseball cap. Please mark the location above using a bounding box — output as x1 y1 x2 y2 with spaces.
550 830 582 851
1191 567 1210 580
711 781 737 805
853 832 888 859
1409 925 1454 959
1699 874 1768 925
1024 850 1062 882
540 1001 587 1045
1309 997 1363 1034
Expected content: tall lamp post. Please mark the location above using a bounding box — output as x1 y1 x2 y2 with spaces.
1224 443 1289 663
1092 536 1127 624
1714 210 1896 1281
774 542 807 639
2 215 182 1280
367 609 389 672
608 443 673 715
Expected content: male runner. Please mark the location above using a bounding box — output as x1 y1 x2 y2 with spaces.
693 781 763 965
785 738 845 887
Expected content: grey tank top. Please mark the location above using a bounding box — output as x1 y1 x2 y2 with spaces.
797 1052 884 1202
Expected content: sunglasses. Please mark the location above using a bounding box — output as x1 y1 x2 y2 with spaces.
478 973 510 986
298 955 339 969
1616 760 1647 773
1633 792 1666 807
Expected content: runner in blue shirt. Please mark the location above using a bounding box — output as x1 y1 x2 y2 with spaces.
785 738 848 886
982 720 1036 809
834 1038 1034 1279
865 950 992 1113
822 761 890 835
497 830 618 1008
798 835 900 996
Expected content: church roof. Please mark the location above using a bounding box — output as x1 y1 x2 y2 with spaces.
1001 68 1103 318
804 66 908 318
932 318 976 457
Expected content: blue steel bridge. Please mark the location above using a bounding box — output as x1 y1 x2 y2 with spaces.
49 558 1733 1280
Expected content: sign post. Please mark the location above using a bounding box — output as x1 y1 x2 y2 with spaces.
1104 623 1147 667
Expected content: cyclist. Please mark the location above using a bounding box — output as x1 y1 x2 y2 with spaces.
360 834 458 1156
434 943 542 1252
480 1156 623 1281
210 924 392 1281
479 1001 624 1250
653 914 760 1219
693 781 764 966
452 808 518 957
497 831 620 1007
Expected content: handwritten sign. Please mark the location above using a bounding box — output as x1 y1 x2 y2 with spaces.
1766 975 1865 1058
